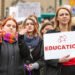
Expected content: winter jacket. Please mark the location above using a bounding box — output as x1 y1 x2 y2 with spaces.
0 35 30 75
39 30 61 75
20 35 43 75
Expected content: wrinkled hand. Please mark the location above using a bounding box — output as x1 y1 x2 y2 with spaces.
59 55 71 63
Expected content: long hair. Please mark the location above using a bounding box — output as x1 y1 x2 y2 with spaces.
28 14 39 28
23 17 40 36
55 7 72 31
29 15 38 22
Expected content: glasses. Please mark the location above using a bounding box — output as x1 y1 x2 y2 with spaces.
26 22 34 25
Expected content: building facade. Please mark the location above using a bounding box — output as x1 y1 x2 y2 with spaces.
0 0 69 19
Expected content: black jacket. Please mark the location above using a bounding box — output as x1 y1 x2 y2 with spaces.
40 30 61 75
19 35 43 75
0 34 30 75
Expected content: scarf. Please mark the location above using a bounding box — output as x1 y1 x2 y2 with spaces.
24 35 40 49
0 30 2 43
0 31 18 44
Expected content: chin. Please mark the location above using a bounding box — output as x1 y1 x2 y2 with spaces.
28 31 33 32
9 32 15 34
62 22 68 25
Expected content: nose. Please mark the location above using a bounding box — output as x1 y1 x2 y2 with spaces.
28 24 31 26
10 26 13 29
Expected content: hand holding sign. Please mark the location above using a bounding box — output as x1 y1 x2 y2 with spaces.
59 55 71 63
44 31 75 60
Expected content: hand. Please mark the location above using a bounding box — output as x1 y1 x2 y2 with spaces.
28 64 33 71
24 64 30 71
24 64 33 71
19 28 27 35
59 55 71 63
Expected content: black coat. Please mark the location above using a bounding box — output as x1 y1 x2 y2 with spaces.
19 35 43 75
45 59 61 75
39 44 61 75
40 30 61 75
0 35 30 75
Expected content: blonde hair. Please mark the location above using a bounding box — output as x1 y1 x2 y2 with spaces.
55 7 72 31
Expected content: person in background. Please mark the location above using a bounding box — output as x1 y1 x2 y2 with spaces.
40 22 54 38
0 17 30 75
39 18 50 31
38 22 55 75
71 25 75 31
19 17 43 75
49 17 56 28
18 21 23 32
46 6 54 13
71 17 75 31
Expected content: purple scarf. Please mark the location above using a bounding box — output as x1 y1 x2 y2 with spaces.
3 32 18 44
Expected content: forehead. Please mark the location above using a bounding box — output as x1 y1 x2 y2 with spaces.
44 25 53 29
46 25 52 27
58 9 69 14
6 20 16 24
26 19 33 23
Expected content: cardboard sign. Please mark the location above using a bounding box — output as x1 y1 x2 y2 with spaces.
44 31 75 60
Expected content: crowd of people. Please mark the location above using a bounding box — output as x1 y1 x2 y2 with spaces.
0 5 75 75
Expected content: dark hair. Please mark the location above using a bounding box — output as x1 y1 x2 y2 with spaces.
71 25 75 31
46 29 59 33
40 22 53 36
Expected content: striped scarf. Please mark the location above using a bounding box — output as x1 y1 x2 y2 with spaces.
0 31 18 44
